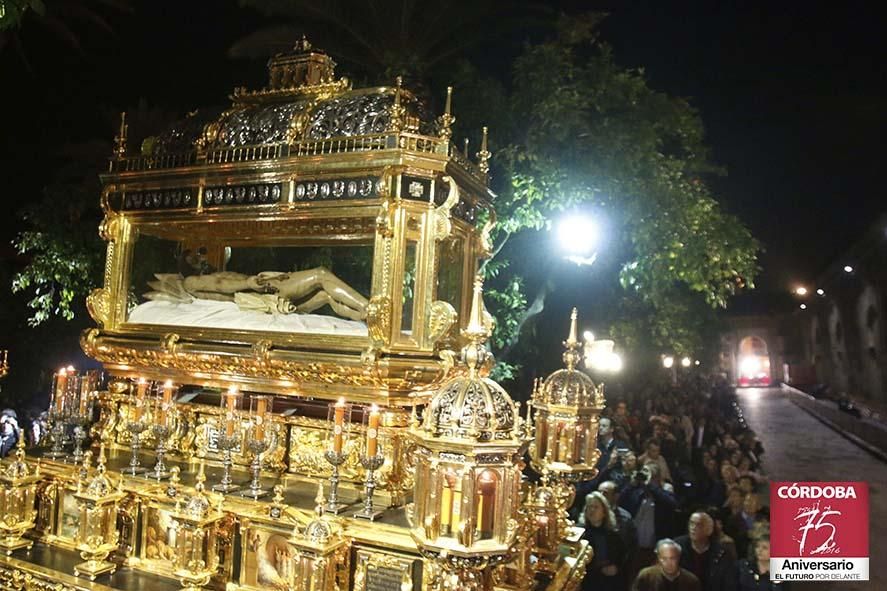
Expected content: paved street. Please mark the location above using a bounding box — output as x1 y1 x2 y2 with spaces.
737 388 886 589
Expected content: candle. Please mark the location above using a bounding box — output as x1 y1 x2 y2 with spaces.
54 368 68 413
79 376 91 415
440 471 455 534
557 421 570 462
476 470 497 538
254 396 268 441
366 404 381 457
133 378 147 421
162 380 174 404
536 515 549 547
225 387 238 437
332 398 346 453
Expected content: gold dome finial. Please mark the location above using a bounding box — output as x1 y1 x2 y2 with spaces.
563 308 582 370
464 276 488 342
461 275 490 375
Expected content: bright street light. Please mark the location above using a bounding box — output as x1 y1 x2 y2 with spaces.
843 265 854 273
584 338 622 373
694 360 701 366
680 356 692 368
795 286 808 296
800 304 807 310
816 288 825 296
556 214 599 265
662 356 674 369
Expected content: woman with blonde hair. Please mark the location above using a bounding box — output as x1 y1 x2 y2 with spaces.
580 491 626 591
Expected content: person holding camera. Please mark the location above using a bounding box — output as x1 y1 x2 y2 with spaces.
620 462 678 581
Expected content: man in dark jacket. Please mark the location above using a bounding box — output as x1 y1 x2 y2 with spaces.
620 464 678 581
674 512 737 591
632 538 701 591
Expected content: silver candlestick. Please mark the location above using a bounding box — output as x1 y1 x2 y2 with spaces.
70 419 88 464
44 409 67 459
240 438 270 498
123 420 148 475
146 423 171 480
323 449 350 514
213 433 240 492
353 452 385 521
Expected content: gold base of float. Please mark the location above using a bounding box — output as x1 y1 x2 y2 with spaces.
1 447 590 591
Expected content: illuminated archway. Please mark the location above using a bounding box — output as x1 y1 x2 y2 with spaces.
737 336 770 386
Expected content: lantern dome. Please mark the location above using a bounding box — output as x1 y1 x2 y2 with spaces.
535 309 603 409
421 278 520 442
424 375 518 442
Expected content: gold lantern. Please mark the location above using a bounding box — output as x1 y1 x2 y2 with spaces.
288 484 349 591
0 439 41 554
522 482 568 573
72 446 127 579
169 464 225 591
530 308 605 487
410 278 528 591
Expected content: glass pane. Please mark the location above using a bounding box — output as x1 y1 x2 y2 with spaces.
436 236 464 311
127 229 373 336
401 242 417 333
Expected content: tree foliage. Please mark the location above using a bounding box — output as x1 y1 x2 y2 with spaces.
452 16 759 375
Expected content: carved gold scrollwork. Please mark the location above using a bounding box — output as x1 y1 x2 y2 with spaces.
432 175 460 241
375 199 396 238
427 300 457 345
366 295 392 347
252 339 273 366
98 213 119 241
86 289 112 328
161 333 180 357
479 216 495 258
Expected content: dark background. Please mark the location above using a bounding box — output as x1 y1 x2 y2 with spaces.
1 1 885 395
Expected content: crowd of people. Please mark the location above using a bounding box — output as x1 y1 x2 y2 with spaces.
575 374 784 591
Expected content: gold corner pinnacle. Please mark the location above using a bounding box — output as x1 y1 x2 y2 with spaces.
477 126 491 174
438 85 455 141
114 111 128 160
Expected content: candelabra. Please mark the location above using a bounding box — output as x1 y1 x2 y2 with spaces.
214 387 242 493
240 394 273 498
44 409 68 459
242 438 270 498
147 380 177 480
213 434 240 493
323 398 353 514
70 418 89 464
146 422 171 480
354 451 385 521
323 450 349 514
123 420 148 475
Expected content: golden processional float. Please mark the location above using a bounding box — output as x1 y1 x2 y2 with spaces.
0 39 609 591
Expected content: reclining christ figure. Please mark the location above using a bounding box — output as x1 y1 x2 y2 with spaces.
143 268 369 321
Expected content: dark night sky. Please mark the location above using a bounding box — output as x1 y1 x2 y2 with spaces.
2 1 885 301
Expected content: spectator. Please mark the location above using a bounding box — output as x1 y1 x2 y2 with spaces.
674 511 737 591
738 535 787 591
632 538 701 591
639 439 673 483
580 492 627 591
599 480 638 568
0 410 21 457
621 464 678 579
